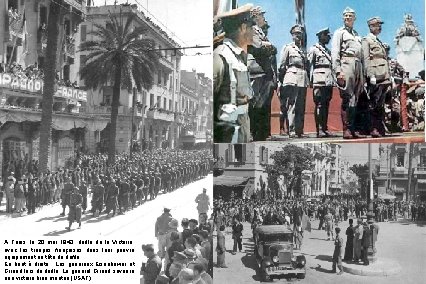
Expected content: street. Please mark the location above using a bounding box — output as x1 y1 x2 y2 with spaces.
213 218 426 284
0 175 213 276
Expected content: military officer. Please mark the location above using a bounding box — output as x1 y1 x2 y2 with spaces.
279 24 309 138
248 6 277 141
213 4 255 143
60 176 73 216
362 17 391 137
331 7 366 139
66 186 83 231
105 177 118 217
309 28 335 137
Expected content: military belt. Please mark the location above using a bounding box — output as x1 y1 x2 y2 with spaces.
314 64 331 69
288 64 305 69
369 55 386 59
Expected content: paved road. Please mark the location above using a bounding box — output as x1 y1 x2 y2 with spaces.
213 218 426 284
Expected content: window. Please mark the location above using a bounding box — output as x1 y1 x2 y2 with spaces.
175 102 178 112
163 98 166 110
158 70 162 85
81 25 87 41
157 96 161 108
226 144 246 163
39 5 47 26
63 65 70 81
181 98 185 109
142 91 147 105
396 152 405 167
64 19 71 36
164 72 168 88
420 154 426 167
259 146 269 165
150 93 154 107
169 99 172 111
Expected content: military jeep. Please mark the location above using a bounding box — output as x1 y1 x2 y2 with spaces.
254 225 306 281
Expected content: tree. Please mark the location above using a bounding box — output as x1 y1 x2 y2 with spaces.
266 144 313 198
79 11 159 164
39 0 62 173
350 163 369 199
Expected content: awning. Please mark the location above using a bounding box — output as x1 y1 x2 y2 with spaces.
378 193 396 200
214 175 251 187
0 107 109 131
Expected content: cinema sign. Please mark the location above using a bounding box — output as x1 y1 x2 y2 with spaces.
0 73 87 102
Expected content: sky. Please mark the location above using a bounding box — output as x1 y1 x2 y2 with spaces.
239 0 425 59
340 143 380 166
92 0 212 78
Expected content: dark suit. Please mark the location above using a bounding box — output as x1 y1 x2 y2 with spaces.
344 225 354 261
232 222 244 252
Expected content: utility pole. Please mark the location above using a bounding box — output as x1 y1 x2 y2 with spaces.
407 143 414 201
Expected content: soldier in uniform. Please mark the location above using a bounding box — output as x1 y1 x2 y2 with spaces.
141 244 162 284
309 28 335 137
119 176 130 213
362 17 391 137
279 24 309 138
332 227 344 274
66 186 82 231
79 180 88 214
27 176 37 214
247 7 276 141
155 208 172 258
331 7 366 139
105 177 118 217
143 170 150 202
213 4 255 143
60 175 74 216
154 168 162 198
91 177 105 217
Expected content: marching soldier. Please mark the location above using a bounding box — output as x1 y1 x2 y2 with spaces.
60 176 74 216
105 177 118 217
79 180 88 214
91 176 105 217
27 176 37 214
362 16 391 137
66 186 83 231
309 28 335 137
119 177 130 213
213 4 255 143
331 7 366 139
279 24 309 138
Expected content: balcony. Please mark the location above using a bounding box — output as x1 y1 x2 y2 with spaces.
64 0 85 11
86 105 130 115
146 108 174 122
415 165 426 175
159 56 174 70
64 36 76 57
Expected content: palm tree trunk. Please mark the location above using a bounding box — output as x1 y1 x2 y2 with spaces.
108 60 122 165
39 0 62 173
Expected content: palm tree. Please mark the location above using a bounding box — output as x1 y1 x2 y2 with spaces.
79 11 159 165
39 0 62 173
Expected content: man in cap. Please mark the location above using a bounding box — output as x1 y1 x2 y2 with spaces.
66 186 83 231
309 27 336 137
331 7 366 139
141 244 162 284
362 16 391 137
155 208 172 258
278 24 309 138
213 4 255 143
195 188 211 223
332 227 344 274
60 175 74 216
248 6 277 141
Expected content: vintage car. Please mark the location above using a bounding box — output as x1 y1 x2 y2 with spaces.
254 225 306 281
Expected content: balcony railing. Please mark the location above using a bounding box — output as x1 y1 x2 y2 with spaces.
146 108 174 122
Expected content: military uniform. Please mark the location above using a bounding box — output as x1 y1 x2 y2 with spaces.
213 5 254 143
331 7 365 138
142 253 162 284
279 25 309 137
67 188 83 228
155 210 172 258
248 8 277 141
362 17 391 137
105 181 118 216
309 28 334 137
332 233 344 273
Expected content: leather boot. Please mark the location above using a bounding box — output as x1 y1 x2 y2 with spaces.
371 128 382 138
341 109 353 139
314 105 321 137
353 131 367 139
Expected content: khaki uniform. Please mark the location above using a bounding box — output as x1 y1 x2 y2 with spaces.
279 42 309 136
214 38 253 143
331 27 364 133
308 43 333 134
362 33 391 135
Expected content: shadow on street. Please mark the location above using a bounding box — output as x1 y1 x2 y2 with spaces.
315 255 333 263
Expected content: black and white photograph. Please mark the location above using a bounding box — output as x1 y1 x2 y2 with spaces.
0 1 213 284
213 142 426 283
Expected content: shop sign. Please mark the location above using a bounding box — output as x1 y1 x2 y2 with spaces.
0 73 87 102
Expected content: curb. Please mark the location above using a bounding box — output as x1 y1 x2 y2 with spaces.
342 258 402 276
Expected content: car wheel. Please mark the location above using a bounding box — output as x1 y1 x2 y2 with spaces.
297 273 306 279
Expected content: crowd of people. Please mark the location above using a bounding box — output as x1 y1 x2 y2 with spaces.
213 4 425 143
140 206 214 283
0 149 213 226
212 193 426 272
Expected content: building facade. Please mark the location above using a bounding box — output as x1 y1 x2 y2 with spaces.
0 0 111 179
376 143 426 201
214 142 344 198
81 4 183 153
179 70 212 147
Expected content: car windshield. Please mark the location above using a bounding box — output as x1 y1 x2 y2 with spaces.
261 233 292 243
